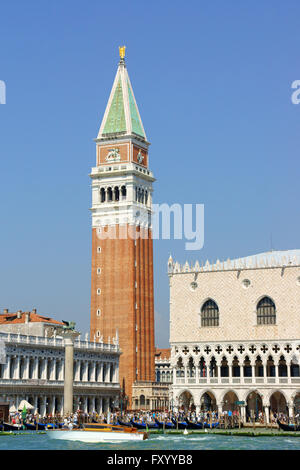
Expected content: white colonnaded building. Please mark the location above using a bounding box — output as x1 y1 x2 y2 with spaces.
0 309 120 416
168 249 300 422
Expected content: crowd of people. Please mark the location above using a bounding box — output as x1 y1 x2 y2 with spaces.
7 408 300 429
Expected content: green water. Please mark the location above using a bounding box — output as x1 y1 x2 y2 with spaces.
0 431 300 450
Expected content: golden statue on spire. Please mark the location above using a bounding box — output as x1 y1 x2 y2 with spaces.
119 46 126 60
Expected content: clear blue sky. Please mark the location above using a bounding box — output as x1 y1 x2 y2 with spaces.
0 0 299 347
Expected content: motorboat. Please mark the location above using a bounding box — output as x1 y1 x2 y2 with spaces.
47 422 148 442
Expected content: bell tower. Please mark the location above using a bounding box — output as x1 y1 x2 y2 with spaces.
90 47 156 404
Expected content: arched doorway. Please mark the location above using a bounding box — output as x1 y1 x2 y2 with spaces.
293 393 300 420
223 391 239 412
270 391 288 415
200 391 217 411
246 391 263 421
178 391 194 412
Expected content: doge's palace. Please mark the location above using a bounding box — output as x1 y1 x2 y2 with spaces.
168 249 300 422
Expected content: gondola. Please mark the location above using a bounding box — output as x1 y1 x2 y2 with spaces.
130 420 159 429
2 422 23 431
171 418 188 429
186 418 203 430
154 418 175 429
277 419 300 432
203 421 219 429
117 420 133 427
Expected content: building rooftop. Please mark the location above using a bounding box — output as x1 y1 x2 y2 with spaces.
155 348 171 360
0 309 65 326
168 249 300 274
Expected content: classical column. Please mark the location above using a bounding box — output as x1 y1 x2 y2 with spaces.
91 397 96 413
90 362 96 382
33 396 38 413
63 335 75 415
41 358 47 380
287 361 291 383
195 364 199 383
15 356 20 379
33 357 39 379
24 357 30 380
274 359 278 381
288 403 294 421
74 360 80 382
41 396 47 417
251 363 255 381
85 362 90 382
83 396 88 414
228 361 233 381
240 405 246 423
263 361 267 382
3 355 11 379
50 396 55 416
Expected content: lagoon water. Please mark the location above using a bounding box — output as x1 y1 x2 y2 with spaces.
0 431 300 451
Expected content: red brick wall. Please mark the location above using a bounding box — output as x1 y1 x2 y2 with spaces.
90 224 155 404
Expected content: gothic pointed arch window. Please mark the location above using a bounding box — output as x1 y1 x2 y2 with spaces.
201 299 219 327
257 296 276 325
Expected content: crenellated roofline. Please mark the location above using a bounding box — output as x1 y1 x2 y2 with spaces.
168 249 300 275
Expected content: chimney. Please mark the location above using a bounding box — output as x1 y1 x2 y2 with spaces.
3 309 9 314
17 310 22 319
31 308 37 314
25 312 30 323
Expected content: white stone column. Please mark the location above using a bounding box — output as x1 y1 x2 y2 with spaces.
104 363 109 382
228 361 233 381
63 336 75 415
288 403 294 421
90 362 96 382
240 405 246 423
287 361 291 383
15 356 20 379
251 363 255 382
74 360 80 381
195 364 199 383
264 406 270 424
91 397 96 413
83 362 89 382
50 396 55 416
41 396 47 417
33 357 39 379
33 396 38 413
41 358 47 380
83 397 88 413
98 362 103 382
3 355 11 379
24 356 30 379
263 361 267 382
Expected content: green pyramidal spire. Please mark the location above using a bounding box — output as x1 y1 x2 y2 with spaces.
97 51 146 140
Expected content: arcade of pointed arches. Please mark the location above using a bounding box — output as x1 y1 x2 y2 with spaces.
174 388 300 421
